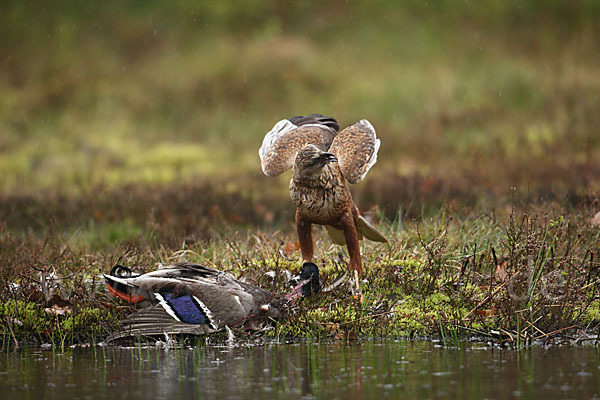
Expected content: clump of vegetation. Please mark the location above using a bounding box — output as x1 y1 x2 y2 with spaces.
1 300 119 348
1 198 598 348
264 207 600 345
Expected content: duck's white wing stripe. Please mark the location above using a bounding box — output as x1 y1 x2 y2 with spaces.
193 295 218 330
155 293 181 322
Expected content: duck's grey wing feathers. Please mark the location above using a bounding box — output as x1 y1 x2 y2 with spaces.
186 284 257 327
129 275 270 328
145 263 226 280
105 305 214 342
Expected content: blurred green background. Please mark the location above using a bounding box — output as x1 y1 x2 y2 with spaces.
1 0 599 237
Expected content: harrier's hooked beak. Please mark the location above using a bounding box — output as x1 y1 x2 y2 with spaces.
319 152 338 163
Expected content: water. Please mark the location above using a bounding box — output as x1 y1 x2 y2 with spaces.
1 341 599 399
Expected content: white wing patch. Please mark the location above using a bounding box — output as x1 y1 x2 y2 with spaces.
359 119 375 133
358 119 380 182
155 293 182 322
193 295 218 330
259 119 297 175
233 294 243 307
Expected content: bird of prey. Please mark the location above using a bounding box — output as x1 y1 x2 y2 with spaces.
259 114 388 277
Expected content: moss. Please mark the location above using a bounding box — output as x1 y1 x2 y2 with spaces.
59 307 120 343
0 300 54 343
583 300 600 324
0 300 120 346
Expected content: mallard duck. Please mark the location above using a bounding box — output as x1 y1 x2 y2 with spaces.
103 262 320 341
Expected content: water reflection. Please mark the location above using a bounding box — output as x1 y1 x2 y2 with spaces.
1 341 599 399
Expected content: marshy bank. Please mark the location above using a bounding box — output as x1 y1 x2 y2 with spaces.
1 182 599 348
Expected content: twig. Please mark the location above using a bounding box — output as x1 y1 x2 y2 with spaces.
523 318 546 337
577 277 600 292
5 317 19 350
463 279 510 319
535 324 580 340
449 324 489 337
17 273 41 285
500 328 515 341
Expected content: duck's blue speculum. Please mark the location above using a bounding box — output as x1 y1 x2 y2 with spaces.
156 293 212 325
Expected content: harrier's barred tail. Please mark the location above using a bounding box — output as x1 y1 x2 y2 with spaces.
357 216 388 243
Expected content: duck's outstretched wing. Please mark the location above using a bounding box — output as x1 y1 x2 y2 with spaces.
105 304 215 342
328 119 380 184
259 114 338 177
143 263 226 280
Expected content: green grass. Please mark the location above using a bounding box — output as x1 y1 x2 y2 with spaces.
1 1 600 346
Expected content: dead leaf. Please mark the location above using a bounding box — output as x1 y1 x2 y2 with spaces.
476 308 498 317
495 261 508 282
45 304 72 316
591 211 600 227
279 241 300 260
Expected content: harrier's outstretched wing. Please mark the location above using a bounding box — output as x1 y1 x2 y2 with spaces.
328 119 380 184
259 114 338 177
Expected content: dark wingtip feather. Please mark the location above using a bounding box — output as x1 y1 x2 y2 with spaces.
288 114 339 132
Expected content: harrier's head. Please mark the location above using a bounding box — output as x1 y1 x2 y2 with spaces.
293 144 337 176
